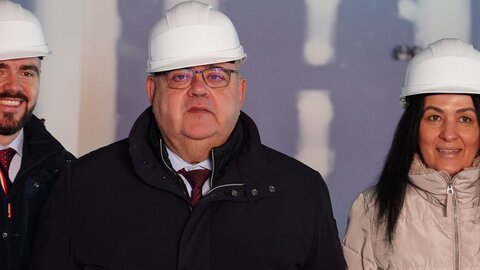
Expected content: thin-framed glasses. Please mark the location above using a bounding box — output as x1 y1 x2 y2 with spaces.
158 67 239 89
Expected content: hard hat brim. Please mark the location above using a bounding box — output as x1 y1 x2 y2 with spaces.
401 84 480 98
147 48 246 73
0 46 51 61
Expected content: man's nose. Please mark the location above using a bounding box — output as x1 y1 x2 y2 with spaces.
3 74 22 92
188 73 208 97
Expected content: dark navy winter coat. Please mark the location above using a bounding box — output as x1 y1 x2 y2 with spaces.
30 108 345 270
0 115 74 270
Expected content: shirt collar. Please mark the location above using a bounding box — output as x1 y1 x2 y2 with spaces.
165 146 212 172
0 129 23 157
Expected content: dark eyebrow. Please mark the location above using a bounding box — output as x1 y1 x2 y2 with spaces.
457 107 476 113
0 63 40 75
423 106 476 114
423 106 442 113
20 65 40 74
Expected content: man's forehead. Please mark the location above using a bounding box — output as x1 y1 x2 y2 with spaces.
0 57 41 67
180 61 237 70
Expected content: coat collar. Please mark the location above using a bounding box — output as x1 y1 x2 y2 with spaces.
128 108 180 193
128 108 279 201
231 111 278 199
408 154 480 208
6 114 71 182
21 115 66 166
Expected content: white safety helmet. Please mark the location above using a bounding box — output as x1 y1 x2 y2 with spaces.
146 1 246 73
400 38 480 106
0 1 50 61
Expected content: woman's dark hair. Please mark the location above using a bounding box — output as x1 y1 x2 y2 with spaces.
374 93 480 242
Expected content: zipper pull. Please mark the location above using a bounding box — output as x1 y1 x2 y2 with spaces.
446 185 454 217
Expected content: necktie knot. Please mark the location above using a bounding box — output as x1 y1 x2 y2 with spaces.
178 168 211 208
0 148 16 171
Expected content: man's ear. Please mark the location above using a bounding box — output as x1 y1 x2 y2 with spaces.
238 77 246 106
146 75 156 104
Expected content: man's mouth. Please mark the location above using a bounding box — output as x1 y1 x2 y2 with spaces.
188 106 210 113
0 92 28 107
0 99 21 107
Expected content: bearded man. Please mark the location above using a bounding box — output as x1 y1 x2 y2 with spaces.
0 2 74 270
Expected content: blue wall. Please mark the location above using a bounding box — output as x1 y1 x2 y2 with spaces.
115 0 480 234
17 0 480 235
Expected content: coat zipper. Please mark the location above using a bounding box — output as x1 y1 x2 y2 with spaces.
159 138 189 198
158 140 220 209
446 185 453 217
446 184 459 270
210 149 215 188
206 149 246 195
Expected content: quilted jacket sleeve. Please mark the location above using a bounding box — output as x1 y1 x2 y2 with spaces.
342 193 379 270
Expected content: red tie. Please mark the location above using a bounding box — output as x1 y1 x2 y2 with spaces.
178 168 211 208
0 148 16 172
0 148 16 218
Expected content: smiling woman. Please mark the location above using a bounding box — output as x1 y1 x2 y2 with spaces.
419 94 480 177
342 38 480 269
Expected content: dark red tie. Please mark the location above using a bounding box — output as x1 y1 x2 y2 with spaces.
0 148 16 172
178 168 211 208
0 148 16 218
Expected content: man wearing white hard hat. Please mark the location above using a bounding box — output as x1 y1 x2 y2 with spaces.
0 2 74 270
30 2 345 269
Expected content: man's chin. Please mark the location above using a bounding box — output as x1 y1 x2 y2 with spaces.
0 122 24 136
0 110 33 136
183 127 216 140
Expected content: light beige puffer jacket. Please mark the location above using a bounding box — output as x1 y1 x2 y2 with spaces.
342 157 480 270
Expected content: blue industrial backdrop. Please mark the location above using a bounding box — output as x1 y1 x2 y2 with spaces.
17 0 480 235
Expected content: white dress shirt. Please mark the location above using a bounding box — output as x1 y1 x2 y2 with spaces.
0 129 24 182
166 147 212 197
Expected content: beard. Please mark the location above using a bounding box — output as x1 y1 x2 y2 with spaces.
0 108 34 135
0 91 34 136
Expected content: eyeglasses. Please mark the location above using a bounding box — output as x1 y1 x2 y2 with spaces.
158 67 239 89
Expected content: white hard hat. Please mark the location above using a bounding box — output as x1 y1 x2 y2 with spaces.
0 1 50 61
147 1 246 73
401 38 480 101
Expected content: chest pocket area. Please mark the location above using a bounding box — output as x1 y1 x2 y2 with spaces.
24 167 61 201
